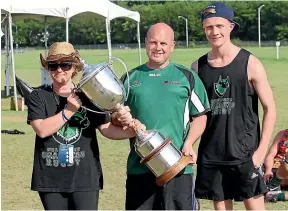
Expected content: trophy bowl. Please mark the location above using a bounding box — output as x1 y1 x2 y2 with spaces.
77 62 126 112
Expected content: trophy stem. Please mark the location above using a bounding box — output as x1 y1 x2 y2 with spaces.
135 129 147 145
136 129 144 138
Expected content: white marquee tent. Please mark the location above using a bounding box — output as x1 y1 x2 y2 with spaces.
1 0 142 111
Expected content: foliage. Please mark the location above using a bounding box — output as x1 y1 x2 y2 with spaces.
1 1 288 47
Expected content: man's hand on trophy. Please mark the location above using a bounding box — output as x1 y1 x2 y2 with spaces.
111 106 133 128
133 119 146 132
182 142 197 165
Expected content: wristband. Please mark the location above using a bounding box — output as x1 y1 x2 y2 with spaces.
62 109 70 121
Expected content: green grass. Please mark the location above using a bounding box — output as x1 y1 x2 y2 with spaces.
2 47 288 210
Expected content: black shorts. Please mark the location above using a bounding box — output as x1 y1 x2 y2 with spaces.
125 173 199 210
38 191 99 210
195 159 268 201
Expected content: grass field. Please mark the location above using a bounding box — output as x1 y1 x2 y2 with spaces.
1 47 288 210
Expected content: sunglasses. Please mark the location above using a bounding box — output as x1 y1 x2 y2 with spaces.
47 62 73 71
201 8 217 19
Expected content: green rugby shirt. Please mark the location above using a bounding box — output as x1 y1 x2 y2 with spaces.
121 62 210 174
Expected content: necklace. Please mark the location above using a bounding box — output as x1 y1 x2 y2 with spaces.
51 84 68 109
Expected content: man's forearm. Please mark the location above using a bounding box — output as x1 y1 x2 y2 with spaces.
258 107 276 153
99 122 136 140
185 115 207 145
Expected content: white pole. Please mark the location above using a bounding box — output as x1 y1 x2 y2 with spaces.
137 22 142 65
5 19 10 96
106 18 112 63
258 5 265 48
178 16 189 48
66 8 69 42
276 46 279 60
8 14 18 111
66 18 69 42
185 18 188 48
276 41 280 60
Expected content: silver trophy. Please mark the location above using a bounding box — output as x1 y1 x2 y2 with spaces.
76 57 128 113
75 57 192 186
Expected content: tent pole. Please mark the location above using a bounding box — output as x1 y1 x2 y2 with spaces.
5 18 10 96
8 13 18 111
137 22 142 65
66 8 69 42
106 18 112 63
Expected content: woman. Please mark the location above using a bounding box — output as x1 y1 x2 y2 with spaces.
27 42 143 210
264 129 288 202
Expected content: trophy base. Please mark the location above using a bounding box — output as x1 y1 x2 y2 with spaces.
155 155 192 186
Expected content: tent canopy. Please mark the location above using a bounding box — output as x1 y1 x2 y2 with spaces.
1 0 141 60
2 0 140 22
1 0 142 111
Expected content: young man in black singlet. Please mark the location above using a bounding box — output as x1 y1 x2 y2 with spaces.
191 2 277 210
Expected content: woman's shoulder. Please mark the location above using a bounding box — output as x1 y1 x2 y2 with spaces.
28 85 53 104
31 84 52 95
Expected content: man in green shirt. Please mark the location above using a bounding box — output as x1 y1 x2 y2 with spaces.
112 22 210 210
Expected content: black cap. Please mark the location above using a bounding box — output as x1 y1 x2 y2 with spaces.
200 2 240 30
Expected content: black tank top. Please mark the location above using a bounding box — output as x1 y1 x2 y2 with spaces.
197 49 260 165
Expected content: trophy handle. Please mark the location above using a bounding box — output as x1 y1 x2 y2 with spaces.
80 105 107 114
109 56 130 101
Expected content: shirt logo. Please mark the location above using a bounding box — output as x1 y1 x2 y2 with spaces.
53 108 90 144
214 75 229 98
163 80 180 85
45 108 89 168
149 73 161 77
130 80 142 88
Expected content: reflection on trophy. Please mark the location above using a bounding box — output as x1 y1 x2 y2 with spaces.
75 57 192 186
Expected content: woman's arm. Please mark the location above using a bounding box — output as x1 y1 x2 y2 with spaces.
264 131 283 172
31 108 75 138
29 91 80 138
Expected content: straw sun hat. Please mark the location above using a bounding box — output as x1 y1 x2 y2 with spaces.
40 42 84 77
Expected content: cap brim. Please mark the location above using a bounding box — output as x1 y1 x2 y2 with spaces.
40 53 47 69
231 20 240 30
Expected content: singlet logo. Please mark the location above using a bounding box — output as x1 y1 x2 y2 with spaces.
214 75 229 98
210 75 235 116
52 108 90 144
